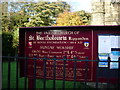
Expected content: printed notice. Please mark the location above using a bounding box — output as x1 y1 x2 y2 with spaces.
118 36 120 48
110 62 119 69
110 51 120 61
110 36 120 48
99 62 108 67
98 53 109 61
98 36 111 53
25 30 93 81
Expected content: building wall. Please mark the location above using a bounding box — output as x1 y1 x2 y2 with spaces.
91 0 120 25
91 1 105 25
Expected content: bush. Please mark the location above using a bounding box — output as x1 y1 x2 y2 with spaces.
2 32 16 56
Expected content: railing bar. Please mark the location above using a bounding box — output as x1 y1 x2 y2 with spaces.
95 58 99 90
43 56 47 90
1 56 100 62
73 57 77 89
107 57 110 90
3 55 120 90
118 57 120 90
53 56 56 90
84 57 88 90
16 55 19 89
62 56 66 90
24 57 27 90
8 55 11 90
33 56 37 89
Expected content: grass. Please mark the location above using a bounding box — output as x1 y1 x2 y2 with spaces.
2 61 93 89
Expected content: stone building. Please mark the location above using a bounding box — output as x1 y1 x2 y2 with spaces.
91 0 120 25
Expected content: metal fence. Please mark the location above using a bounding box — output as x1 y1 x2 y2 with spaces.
2 55 120 90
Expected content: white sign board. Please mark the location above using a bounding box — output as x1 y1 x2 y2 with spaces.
98 35 120 53
98 36 111 53
110 36 120 48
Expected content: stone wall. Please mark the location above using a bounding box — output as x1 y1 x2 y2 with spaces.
91 1 105 25
91 0 120 25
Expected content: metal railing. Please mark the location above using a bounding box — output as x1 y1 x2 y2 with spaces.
2 55 120 89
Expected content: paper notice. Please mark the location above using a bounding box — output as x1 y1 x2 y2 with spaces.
98 36 111 53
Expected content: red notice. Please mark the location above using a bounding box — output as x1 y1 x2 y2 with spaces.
24 30 94 81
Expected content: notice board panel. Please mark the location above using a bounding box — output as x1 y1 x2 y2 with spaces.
25 30 93 81
19 26 120 82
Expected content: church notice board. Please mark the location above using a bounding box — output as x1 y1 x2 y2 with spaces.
19 26 120 82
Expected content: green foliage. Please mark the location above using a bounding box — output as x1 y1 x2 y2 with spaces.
24 1 70 27
1 2 29 55
1 2 30 32
1 1 70 55
1 1 92 56
75 10 91 25
2 32 16 56
12 28 19 48
2 11 29 32
54 10 91 26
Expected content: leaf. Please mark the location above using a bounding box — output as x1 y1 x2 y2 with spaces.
54 11 91 26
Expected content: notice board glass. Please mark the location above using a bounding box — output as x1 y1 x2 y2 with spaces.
98 35 120 69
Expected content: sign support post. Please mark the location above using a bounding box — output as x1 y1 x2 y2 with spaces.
28 78 34 88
